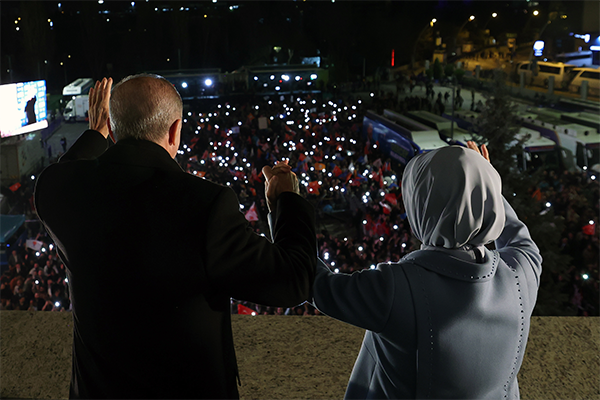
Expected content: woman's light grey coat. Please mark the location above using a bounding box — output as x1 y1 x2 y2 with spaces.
313 146 542 399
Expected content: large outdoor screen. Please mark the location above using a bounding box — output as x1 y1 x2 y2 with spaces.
0 80 48 138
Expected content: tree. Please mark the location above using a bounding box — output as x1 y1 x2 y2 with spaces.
473 69 574 316
432 58 443 81
444 63 454 79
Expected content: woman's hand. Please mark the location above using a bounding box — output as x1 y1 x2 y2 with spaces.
467 141 490 163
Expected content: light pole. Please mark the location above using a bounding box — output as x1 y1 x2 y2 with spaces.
454 15 475 54
526 11 564 74
412 18 437 69
482 12 498 32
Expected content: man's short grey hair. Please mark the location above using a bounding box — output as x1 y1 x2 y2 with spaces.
109 74 183 142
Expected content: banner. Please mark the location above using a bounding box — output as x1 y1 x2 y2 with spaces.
26 239 43 251
245 202 259 222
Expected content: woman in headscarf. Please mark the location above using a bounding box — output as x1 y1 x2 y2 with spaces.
312 142 542 399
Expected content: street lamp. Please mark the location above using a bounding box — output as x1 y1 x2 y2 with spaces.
455 15 475 54
412 18 437 68
482 12 498 31
457 15 475 37
527 11 564 74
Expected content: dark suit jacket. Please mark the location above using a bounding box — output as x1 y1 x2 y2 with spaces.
34 130 317 399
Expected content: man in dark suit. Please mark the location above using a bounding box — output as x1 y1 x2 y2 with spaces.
34 75 317 399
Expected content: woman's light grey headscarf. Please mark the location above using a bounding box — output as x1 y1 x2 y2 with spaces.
402 146 505 249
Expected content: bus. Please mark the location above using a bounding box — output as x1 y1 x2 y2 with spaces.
516 109 600 173
363 111 448 166
62 78 93 97
443 110 563 172
382 109 450 149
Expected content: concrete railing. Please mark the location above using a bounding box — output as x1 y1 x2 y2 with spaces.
1 312 598 399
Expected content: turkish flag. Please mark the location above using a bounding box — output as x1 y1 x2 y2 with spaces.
238 304 256 315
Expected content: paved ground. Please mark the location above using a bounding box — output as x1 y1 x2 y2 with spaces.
42 121 89 167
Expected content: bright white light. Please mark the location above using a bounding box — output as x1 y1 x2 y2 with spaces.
393 225 399 230
30 175 35 180
370 265 376 270
270 75 275 80
275 86 281 91
380 237 384 242
370 93 374 97
589 220 595 225
254 76 258 81
64 277 68 283
334 268 340 273
358 246 364 252
181 82 188 88
402 243 407 248
324 252 330 260
545 202 552 208
204 78 213 86
582 273 589 280
281 74 290 81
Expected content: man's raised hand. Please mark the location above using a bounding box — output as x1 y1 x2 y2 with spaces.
262 160 300 213
88 77 113 139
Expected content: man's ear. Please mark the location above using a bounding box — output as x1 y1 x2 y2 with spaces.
168 119 182 146
107 117 116 143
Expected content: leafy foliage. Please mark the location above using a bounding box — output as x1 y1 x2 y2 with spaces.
473 69 574 315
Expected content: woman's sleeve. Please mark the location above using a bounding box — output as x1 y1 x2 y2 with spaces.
495 197 543 304
312 258 395 333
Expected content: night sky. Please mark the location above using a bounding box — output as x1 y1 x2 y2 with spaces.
1 1 583 93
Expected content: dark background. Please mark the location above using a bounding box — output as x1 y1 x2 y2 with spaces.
0 1 584 92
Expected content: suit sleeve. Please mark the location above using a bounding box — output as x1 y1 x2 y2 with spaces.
312 259 396 333
495 197 543 305
58 129 111 162
204 188 317 307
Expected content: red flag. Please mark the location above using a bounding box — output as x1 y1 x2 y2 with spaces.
9 182 21 192
333 165 342 177
384 193 397 206
308 181 321 195
238 304 257 315
582 223 595 236
379 201 392 214
245 202 259 222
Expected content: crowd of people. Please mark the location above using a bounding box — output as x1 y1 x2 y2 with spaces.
1 85 597 316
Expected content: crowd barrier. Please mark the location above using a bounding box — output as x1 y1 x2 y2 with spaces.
1 311 598 399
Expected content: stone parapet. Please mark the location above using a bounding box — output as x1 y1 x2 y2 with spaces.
1 312 598 399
